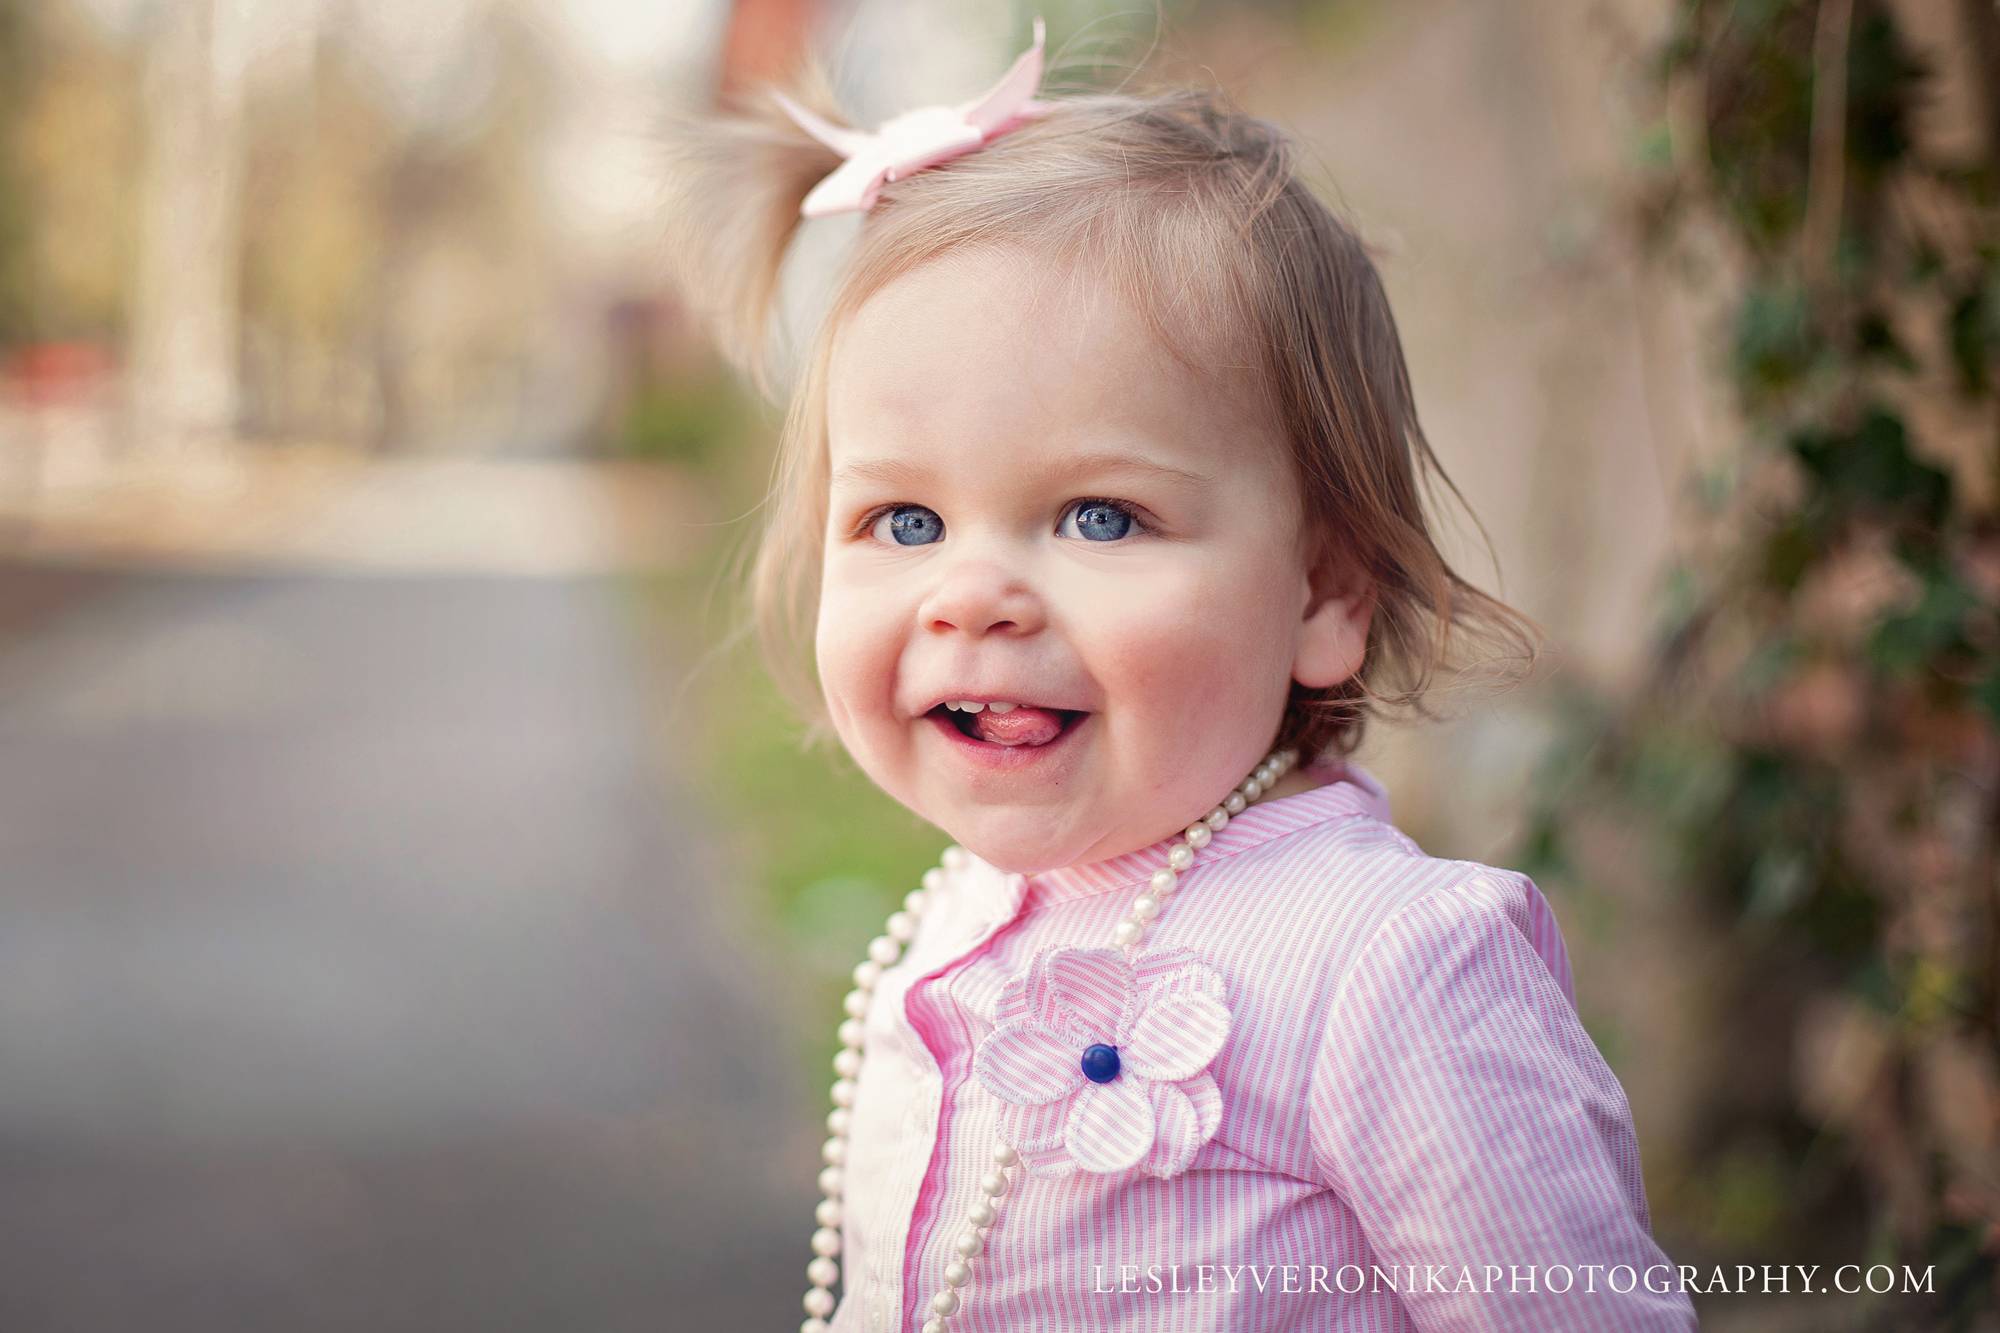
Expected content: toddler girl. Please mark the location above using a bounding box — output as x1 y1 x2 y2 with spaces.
661 18 1698 1333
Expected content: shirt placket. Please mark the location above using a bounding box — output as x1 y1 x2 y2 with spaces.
870 869 1026 1332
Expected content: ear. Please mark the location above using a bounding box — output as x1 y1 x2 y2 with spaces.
1293 541 1374 689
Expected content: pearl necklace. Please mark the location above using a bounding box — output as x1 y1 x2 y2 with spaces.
800 745 1299 1332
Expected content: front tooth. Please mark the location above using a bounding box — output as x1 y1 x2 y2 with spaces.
985 702 1018 714
950 700 985 713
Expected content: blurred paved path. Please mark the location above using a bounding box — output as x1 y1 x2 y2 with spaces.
0 561 814 1332
0 438 708 576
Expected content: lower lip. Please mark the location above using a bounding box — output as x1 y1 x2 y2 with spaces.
924 708 1092 771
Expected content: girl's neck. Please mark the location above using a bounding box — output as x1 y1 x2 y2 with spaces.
1257 763 1332 803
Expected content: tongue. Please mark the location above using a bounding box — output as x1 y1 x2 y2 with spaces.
970 706 1066 747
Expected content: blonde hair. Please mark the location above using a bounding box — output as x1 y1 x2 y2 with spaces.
659 52 1542 767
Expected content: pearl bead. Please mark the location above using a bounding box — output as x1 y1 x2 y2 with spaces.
807 1255 838 1286
1150 867 1177 896
804 1287 835 1318
842 988 870 1018
1225 792 1246 813
867 935 900 967
816 1197 841 1227
1112 919 1143 948
804 1320 831 1333
827 1107 851 1137
833 1048 862 1078
1185 822 1211 849
1130 893 1159 921
968 1200 995 1227
945 1260 971 1286
981 1169 1010 1197
955 1230 984 1258
837 1019 864 1049
1168 843 1194 871
1242 777 1262 799
810 1226 841 1257
818 1166 843 1196
905 887 929 913
853 960 882 989
887 910 916 943
1256 764 1275 786
822 1137 846 1166
933 1289 961 1316
943 845 969 871
921 1321 946 1333
992 1143 1018 1166
831 1078 856 1107
1205 808 1229 830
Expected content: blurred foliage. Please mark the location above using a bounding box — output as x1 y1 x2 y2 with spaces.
610 372 756 468
1521 0 1999 1323
0 0 27 344
0 1 135 347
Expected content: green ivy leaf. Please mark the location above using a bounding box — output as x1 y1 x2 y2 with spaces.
1975 668 2000 727
1735 281 1817 393
1948 273 2000 396
1867 561 1975 677
1788 408 1951 529
1761 513 1819 591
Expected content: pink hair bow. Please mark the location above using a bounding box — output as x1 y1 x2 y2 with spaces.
771 16 1055 218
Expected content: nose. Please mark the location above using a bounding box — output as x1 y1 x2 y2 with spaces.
917 559 1044 637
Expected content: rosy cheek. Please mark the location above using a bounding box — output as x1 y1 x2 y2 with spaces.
1130 622 1235 707
1111 566 1266 699
1072 556 1228 635
815 591 902 716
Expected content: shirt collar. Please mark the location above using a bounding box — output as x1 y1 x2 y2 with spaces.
963 756 1392 917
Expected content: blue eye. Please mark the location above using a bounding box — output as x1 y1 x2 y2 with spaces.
1058 498 1145 542
870 504 945 547
857 498 1152 547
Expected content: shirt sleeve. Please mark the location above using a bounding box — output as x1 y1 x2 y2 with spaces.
1307 870 1697 1332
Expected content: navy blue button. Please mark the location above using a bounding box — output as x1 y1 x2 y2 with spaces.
1080 1043 1120 1084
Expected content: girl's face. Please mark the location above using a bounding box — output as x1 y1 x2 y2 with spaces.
817 247 1371 874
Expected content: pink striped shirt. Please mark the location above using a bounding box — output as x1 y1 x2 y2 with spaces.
832 757 1697 1331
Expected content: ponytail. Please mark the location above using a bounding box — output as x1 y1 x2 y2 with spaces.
655 61 846 399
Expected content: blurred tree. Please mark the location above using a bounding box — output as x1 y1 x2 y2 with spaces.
1522 0 1998 1324
129 0 245 454
237 24 393 442
360 0 552 452
2 3 137 348
234 0 563 451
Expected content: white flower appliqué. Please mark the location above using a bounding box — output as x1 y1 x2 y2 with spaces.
971 944 1229 1178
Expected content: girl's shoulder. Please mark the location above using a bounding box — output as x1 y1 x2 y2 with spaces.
1200 756 1519 919
1194 779 1496 921
1181 793 1573 1014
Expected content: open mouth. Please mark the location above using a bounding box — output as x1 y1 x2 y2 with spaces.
927 704 1090 746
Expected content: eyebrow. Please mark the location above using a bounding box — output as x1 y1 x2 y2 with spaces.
830 450 1215 492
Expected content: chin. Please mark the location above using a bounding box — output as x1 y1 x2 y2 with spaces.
943 818 1082 877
